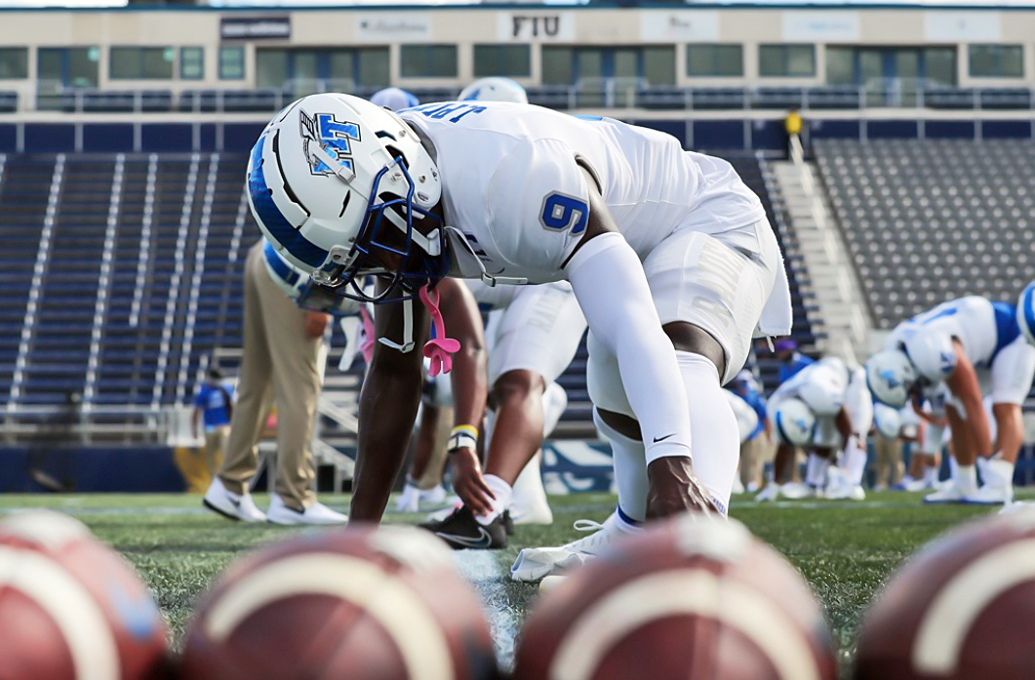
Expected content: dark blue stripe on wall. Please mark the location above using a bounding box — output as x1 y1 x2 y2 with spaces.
982 120 1032 139
24 124 74 153
809 119 860 139
751 119 786 151
83 123 134 152
142 123 192 152
924 120 975 139
867 120 918 139
693 120 745 150
200 123 217 152
223 123 266 153
0 124 15 152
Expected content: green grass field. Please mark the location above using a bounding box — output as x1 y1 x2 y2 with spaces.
0 491 1021 677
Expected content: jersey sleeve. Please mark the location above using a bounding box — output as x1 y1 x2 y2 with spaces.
485 138 591 278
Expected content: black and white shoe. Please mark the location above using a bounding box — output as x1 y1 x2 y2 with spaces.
419 505 507 550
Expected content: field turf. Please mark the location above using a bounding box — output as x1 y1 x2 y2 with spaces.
0 491 1022 677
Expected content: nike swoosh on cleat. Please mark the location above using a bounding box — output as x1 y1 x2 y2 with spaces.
436 527 494 549
652 433 675 443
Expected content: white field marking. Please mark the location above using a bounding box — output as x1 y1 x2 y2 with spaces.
0 546 120 680
0 507 212 517
549 569 821 680
912 539 1035 674
453 550 519 672
203 553 454 680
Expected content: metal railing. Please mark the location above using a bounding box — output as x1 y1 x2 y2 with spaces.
9 79 1035 115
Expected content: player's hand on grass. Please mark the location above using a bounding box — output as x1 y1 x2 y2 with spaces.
450 447 496 516
645 457 720 518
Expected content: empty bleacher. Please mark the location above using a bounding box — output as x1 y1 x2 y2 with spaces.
816 139 1035 328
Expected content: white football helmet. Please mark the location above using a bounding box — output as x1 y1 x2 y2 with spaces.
902 331 957 383
773 398 816 447
873 403 903 440
262 240 359 316
247 93 444 302
1018 281 1035 346
724 390 759 445
458 77 528 104
369 87 420 112
865 350 918 408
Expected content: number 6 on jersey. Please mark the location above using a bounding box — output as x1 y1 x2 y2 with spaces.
540 192 589 235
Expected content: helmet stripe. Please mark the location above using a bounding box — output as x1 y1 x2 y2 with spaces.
1024 284 1035 342
248 134 329 269
262 240 300 286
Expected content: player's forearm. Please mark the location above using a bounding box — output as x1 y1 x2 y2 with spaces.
439 280 488 434
353 360 422 521
567 232 691 462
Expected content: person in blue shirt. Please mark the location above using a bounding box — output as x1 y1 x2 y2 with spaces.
730 370 772 492
193 368 234 478
775 339 815 384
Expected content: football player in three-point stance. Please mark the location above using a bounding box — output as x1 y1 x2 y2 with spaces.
248 93 791 576
867 289 1035 505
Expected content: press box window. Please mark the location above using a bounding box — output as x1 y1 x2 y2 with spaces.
180 47 204 80
759 44 816 77
686 44 743 77
110 47 174 80
969 44 1024 78
473 44 530 78
400 44 457 78
219 46 245 80
0 48 28 79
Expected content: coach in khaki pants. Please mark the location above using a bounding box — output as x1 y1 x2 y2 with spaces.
203 241 347 525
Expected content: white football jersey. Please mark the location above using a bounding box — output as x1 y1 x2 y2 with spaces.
399 102 766 284
884 296 1014 372
772 357 848 415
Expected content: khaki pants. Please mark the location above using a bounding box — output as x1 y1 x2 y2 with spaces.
203 426 229 477
219 242 325 510
875 435 904 489
739 436 770 489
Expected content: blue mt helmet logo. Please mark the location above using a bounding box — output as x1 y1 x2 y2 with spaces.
300 110 361 178
880 369 901 389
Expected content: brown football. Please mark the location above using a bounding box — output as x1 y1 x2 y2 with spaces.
513 514 837 680
179 525 499 680
0 510 170 680
854 509 1035 680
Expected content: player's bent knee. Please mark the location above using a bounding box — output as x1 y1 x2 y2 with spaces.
493 369 545 407
662 322 726 379
596 408 642 441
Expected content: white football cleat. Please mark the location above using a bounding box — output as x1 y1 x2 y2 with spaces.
755 483 781 502
827 483 866 501
203 477 267 523
780 482 814 500
511 514 630 582
731 476 746 495
420 484 448 506
510 453 554 525
922 484 968 504
963 484 1013 506
395 483 422 513
1000 501 1035 515
267 494 348 526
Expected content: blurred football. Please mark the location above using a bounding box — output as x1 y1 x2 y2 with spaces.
0 510 169 680
180 525 498 680
855 509 1035 680
513 514 837 680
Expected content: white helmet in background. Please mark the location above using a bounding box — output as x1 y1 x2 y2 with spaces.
262 240 359 316
1018 281 1035 346
369 87 420 112
247 93 444 301
724 390 759 445
865 350 918 408
459 77 528 104
902 331 957 384
773 398 817 447
873 403 903 440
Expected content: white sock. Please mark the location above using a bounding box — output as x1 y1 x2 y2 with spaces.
949 455 959 481
988 458 1015 488
512 451 547 506
594 407 648 522
613 507 643 534
957 464 977 494
923 464 939 484
676 351 739 513
806 453 829 488
476 474 513 526
844 446 868 486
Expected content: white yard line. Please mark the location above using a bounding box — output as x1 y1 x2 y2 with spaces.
453 550 519 672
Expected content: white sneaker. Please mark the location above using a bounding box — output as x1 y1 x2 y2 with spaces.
731 477 746 495
420 484 448 507
1000 501 1035 515
395 483 422 513
267 494 348 526
905 478 929 492
964 484 1013 506
755 483 781 502
923 484 969 504
511 513 631 582
827 483 866 501
203 478 267 523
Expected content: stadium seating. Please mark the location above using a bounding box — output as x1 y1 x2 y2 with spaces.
815 139 1035 328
